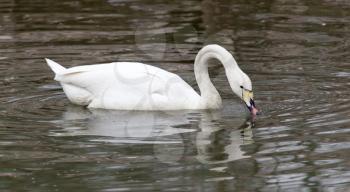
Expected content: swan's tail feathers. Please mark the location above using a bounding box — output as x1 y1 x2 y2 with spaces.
45 58 66 74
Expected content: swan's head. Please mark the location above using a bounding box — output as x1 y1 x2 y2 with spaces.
194 44 259 115
231 71 259 116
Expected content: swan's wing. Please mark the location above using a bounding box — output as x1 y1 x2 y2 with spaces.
54 62 200 109
50 63 113 105
150 73 201 109
54 63 111 81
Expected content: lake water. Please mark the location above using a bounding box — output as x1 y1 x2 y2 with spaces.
0 0 350 191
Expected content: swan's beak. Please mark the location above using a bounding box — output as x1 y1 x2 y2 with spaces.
243 90 259 116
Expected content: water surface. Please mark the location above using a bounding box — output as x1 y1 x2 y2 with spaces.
0 0 350 191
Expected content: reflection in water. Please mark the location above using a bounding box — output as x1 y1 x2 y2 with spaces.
196 114 253 164
52 107 194 140
50 106 253 164
0 0 350 191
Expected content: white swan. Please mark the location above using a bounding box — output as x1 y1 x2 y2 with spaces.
46 44 258 115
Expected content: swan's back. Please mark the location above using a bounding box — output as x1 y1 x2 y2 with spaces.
46 59 200 110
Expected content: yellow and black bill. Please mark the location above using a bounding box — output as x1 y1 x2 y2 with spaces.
242 88 259 115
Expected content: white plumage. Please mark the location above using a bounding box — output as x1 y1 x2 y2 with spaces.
46 44 257 112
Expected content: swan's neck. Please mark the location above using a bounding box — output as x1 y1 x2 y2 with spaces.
194 45 238 109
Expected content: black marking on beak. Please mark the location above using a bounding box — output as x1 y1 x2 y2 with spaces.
247 105 252 112
246 99 256 112
250 99 256 108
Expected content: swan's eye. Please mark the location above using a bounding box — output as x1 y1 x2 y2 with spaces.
240 85 243 89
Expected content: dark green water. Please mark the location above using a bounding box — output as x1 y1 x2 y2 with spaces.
0 0 350 191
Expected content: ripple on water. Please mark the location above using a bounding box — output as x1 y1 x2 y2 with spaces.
257 141 307 155
0 0 350 191
315 142 350 154
255 126 292 140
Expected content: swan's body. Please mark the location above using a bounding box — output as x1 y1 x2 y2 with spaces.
46 44 258 113
48 61 201 110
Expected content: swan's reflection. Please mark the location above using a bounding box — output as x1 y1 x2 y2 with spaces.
54 106 195 141
52 105 254 163
196 111 253 164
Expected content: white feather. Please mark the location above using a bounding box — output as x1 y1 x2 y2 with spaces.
46 44 253 111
